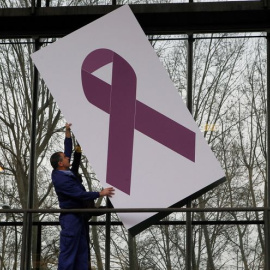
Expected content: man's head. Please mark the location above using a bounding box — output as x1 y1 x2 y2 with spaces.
50 152 70 170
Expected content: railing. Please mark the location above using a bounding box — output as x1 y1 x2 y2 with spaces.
0 206 268 270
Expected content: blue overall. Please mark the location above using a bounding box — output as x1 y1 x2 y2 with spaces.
52 138 100 270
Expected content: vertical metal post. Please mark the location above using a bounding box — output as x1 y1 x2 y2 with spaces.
128 232 139 269
36 224 42 270
187 34 194 114
186 34 194 270
128 232 134 269
105 198 111 270
20 38 41 270
186 200 192 270
265 32 270 270
31 0 35 14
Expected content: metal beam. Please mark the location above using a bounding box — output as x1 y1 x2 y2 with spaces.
265 31 270 270
0 2 270 38
186 34 194 270
20 38 41 270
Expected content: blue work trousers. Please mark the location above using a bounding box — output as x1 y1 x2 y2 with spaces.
58 213 89 270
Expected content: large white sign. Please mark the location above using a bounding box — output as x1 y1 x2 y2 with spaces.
31 5 225 235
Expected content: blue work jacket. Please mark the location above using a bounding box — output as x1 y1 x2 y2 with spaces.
52 137 100 209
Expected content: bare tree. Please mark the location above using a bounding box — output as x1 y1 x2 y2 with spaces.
0 39 64 269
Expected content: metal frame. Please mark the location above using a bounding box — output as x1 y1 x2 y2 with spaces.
186 33 194 270
20 38 41 270
265 32 270 270
0 1 270 37
0 0 269 269
0 206 269 269
0 207 266 270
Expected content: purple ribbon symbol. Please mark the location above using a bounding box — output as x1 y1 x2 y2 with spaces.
81 48 196 195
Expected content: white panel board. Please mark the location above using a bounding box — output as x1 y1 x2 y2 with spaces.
31 5 225 233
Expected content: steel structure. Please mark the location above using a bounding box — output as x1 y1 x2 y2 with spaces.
0 1 270 37
0 1 270 269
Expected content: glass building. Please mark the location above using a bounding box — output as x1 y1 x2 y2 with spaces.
0 1 269 269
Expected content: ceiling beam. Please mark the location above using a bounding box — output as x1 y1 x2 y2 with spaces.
0 2 270 38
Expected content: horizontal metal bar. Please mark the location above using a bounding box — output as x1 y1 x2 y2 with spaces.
0 206 269 214
0 34 266 45
0 220 264 226
0 2 269 38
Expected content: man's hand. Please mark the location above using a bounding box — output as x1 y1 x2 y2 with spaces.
99 187 115 198
75 145 82 153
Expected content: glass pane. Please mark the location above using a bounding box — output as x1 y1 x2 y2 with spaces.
0 39 34 211
151 34 188 102
0 220 23 269
192 32 266 206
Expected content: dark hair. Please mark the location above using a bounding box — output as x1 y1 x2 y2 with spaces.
50 152 63 169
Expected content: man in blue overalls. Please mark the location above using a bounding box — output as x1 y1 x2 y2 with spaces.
50 123 115 270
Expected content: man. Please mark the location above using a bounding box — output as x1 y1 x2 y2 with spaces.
50 123 115 270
